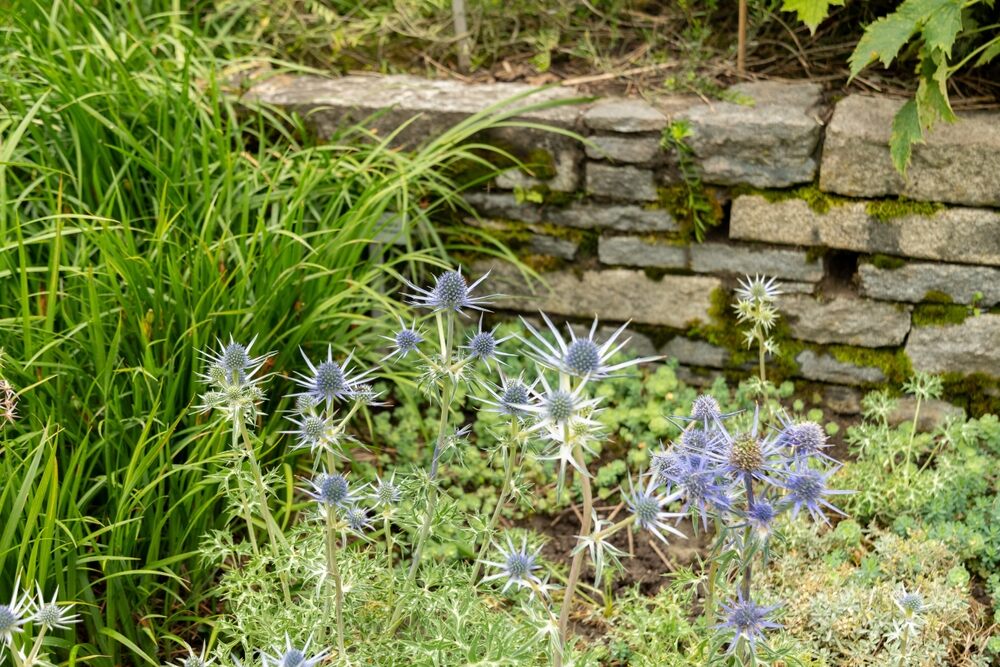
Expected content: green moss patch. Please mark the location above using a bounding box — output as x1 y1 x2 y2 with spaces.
826 345 913 385
735 184 850 215
866 197 943 222
912 303 970 327
869 254 906 270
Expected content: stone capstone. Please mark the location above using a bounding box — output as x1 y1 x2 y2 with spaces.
858 261 1000 306
730 195 1000 267
780 294 911 347
585 163 659 202
583 99 668 133
795 350 887 386
674 81 823 188
905 315 1000 376
820 94 1000 207
474 260 719 328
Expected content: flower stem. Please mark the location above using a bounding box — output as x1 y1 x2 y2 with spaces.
903 394 923 481
325 509 347 660
471 418 521 584
383 512 395 606
554 440 594 667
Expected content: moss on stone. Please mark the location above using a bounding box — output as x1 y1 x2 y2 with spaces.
735 184 849 215
655 184 722 244
940 372 1000 417
865 198 943 222
922 290 954 304
805 246 828 263
826 345 913 385
912 304 970 327
869 254 906 270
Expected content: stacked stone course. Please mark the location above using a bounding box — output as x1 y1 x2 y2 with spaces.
247 73 1000 410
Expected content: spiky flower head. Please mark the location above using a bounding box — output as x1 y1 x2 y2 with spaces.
572 512 628 586
477 372 535 418
371 474 401 508
294 347 373 409
624 475 686 544
344 505 372 533
0 377 17 426
351 383 385 407
746 498 779 539
383 317 425 361
895 586 927 619
735 274 782 304
0 577 29 646
659 452 730 527
405 269 493 314
783 467 849 524
691 395 722 423
171 647 212 667
520 313 660 379
716 593 782 655
305 472 357 511
31 585 79 631
781 420 830 461
197 336 272 425
522 375 601 433
260 636 327 667
464 318 511 365
480 535 545 596
285 413 334 454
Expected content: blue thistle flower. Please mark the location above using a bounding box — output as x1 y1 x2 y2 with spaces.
199 335 271 386
344 505 372 533
405 269 493 314
371 474 401 508
521 375 601 431
735 274 782 303
691 395 722 423
660 452 731 527
782 466 849 524
477 372 536 418
463 318 512 365
382 317 424 361
480 535 545 595
285 413 333 453
624 475 686 544
745 497 779 539
519 313 660 378
0 577 28 646
305 472 358 511
294 347 373 409
779 419 833 463
710 405 785 484
716 593 782 655
260 636 327 667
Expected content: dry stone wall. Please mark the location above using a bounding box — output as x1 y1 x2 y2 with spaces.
247 73 1000 410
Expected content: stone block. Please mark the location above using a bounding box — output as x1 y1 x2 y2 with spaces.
675 81 823 187
858 261 1000 306
598 236 687 268
730 195 1000 267
528 235 578 260
583 99 668 133
689 243 823 282
820 94 1000 207
495 147 581 192
905 314 1000 376
586 163 659 202
780 294 911 347
463 193 678 232
795 350 887 386
585 134 661 163
474 260 719 328
661 337 729 368
888 397 965 432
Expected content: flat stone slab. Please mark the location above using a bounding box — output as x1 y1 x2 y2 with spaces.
464 193 678 232
598 236 687 268
586 163 658 201
527 235 578 260
495 147 581 192
245 74 581 147
730 195 1000 267
474 260 719 328
795 349 887 386
689 242 823 282
858 261 1000 306
661 337 729 368
674 81 823 188
585 134 661 164
780 294 911 347
583 99 667 133
820 95 1000 207
905 314 1000 377
888 397 965 432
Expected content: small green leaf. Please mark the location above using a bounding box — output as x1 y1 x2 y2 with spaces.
921 0 963 56
890 99 923 175
974 37 1000 67
781 0 845 34
848 0 957 77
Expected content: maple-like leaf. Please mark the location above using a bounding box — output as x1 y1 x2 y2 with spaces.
781 0 845 34
890 99 923 175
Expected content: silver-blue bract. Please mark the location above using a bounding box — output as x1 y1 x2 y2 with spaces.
294 347 373 409
305 472 356 510
405 269 493 314
0 577 28 645
479 535 545 595
260 636 328 667
624 474 686 544
782 467 849 524
382 317 424 361
31 584 80 631
520 313 660 378
716 593 782 655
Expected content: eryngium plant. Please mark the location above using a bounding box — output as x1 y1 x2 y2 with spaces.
0 578 79 667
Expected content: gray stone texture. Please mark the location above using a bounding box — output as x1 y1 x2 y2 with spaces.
674 82 823 188
858 261 1000 306
475 260 719 328
823 385 863 414
730 195 1000 267
583 99 668 133
888 397 965 432
689 243 823 282
585 134 661 163
795 350 887 386
905 315 1000 377
528 235 578 260
586 163 659 202
598 236 687 268
463 193 678 232
661 337 729 368
245 74 581 148
495 148 581 192
820 95 1000 207
780 294 911 348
